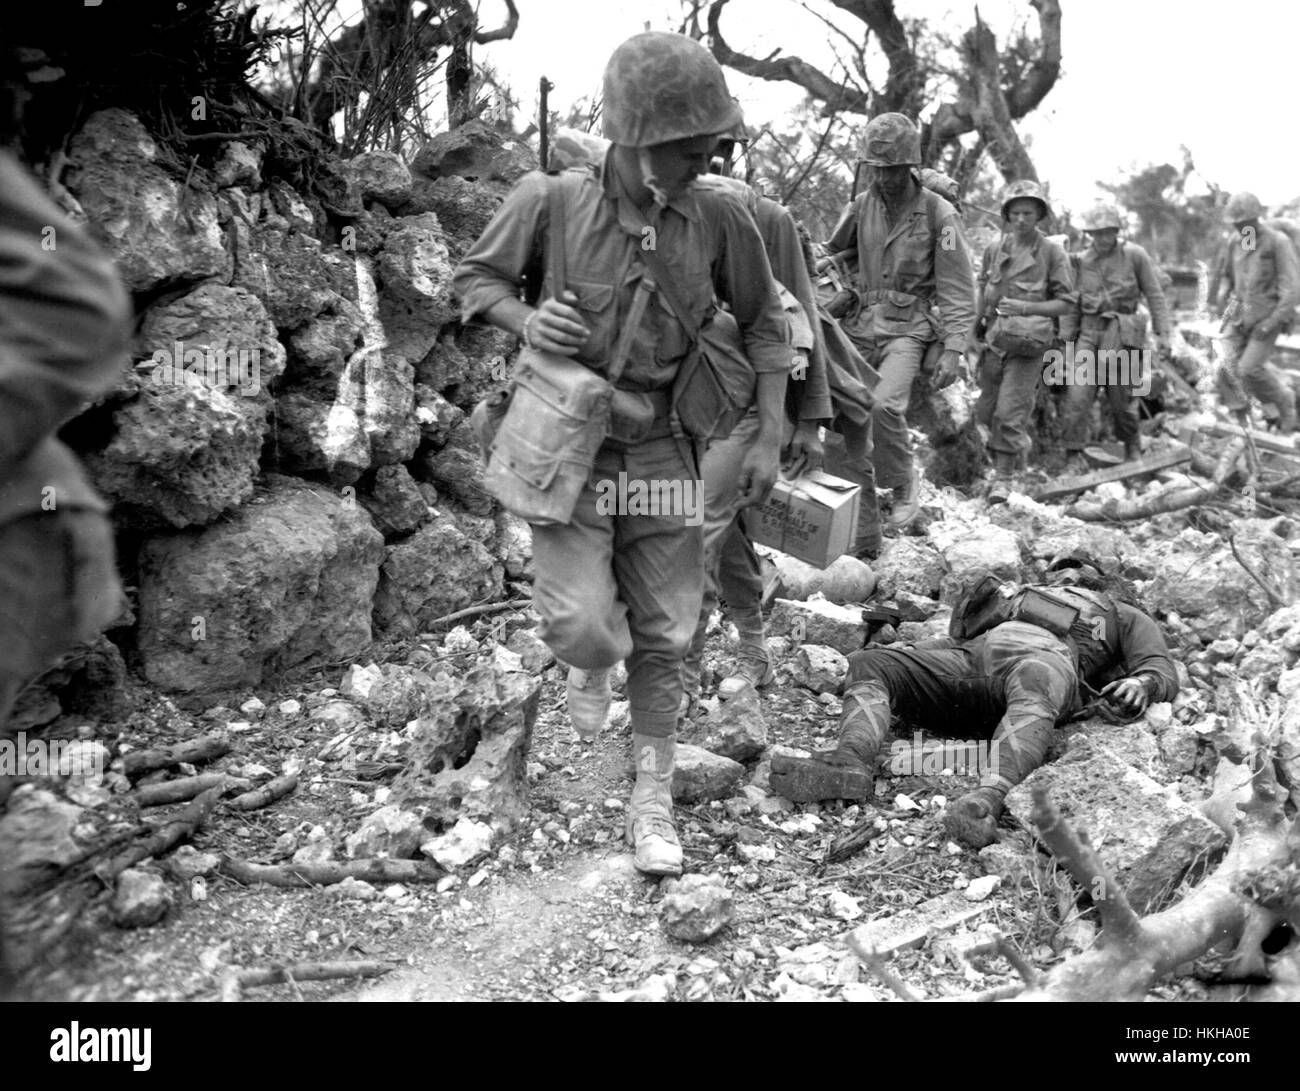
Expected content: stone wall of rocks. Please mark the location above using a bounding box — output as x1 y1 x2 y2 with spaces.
58 110 534 701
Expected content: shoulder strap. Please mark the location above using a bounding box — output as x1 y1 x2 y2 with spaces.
636 228 698 344
546 173 568 300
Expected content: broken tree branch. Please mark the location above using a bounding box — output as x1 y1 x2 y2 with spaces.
1016 765 1292 1001
848 933 919 1001
101 786 226 882
133 773 248 808
1227 533 1286 609
219 959 393 1002
1030 786 1143 947
218 856 445 888
124 731 230 780
227 773 300 812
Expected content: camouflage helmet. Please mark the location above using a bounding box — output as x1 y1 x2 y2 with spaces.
1000 179 1050 221
861 113 921 166
1081 202 1122 231
602 32 743 148
1224 191 1264 223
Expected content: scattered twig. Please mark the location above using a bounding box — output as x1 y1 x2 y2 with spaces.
848 933 920 1001
1227 533 1286 609
426 599 533 628
219 959 393 1001
227 773 300 812
995 935 1040 987
218 856 444 888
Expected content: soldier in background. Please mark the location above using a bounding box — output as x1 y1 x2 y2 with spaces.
1059 202 1172 471
973 180 1076 502
823 113 976 537
1217 192 1299 432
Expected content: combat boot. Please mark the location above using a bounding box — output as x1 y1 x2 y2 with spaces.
1063 451 1090 476
566 666 611 742
626 733 683 876
717 607 773 699
1277 394 1298 434
768 681 890 801
986 452 1016 505
943 786 1005 849
1123 438 1142 462
885 464 922 529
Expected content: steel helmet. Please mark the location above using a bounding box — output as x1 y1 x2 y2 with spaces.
861 113 921 166
1224 191 1264 223
602 32 743 148
1081 203 1122 231
1000 179 1050 221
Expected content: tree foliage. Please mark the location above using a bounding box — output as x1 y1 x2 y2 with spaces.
1100 150 1224 266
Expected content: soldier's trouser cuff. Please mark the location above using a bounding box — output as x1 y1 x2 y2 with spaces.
630 707 677 739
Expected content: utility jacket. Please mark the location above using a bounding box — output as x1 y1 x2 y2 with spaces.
1223 221 1300 332
1059 240 1171 342
1045 586 1179 703
0 150 130 526
977 229 1076 323
826 180 976 353
453 161 790 393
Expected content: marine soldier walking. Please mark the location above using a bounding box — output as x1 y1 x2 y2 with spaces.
454 33 791 876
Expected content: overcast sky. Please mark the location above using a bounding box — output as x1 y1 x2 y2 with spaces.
477 0 1300 214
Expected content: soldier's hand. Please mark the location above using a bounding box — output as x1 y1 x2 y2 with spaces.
1251 319 1278 342
932 349 963 390
527 291 590 355
782 420 824 478
737 440 780 508
1100 677 1150 716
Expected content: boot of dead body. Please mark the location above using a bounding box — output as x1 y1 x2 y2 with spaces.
943 785 1006 849
626 733 683 876
885 464 922 530
566 666 611 742
769 682 888 802
717 607 773 699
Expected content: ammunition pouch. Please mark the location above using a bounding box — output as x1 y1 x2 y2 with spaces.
989 312 1055 358
950 577 1081 642
672 310 757 443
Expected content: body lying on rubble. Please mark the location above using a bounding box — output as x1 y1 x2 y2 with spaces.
769 555 1179 848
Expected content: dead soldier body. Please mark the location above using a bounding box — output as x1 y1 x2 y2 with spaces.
768 557 1179 848
1058 202 1172 471
453 32 790 876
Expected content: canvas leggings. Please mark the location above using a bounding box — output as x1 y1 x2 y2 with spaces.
840 621 1078 792
530 433 704 740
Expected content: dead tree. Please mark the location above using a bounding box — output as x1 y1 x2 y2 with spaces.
302 0 518 140
694 0 1062 188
